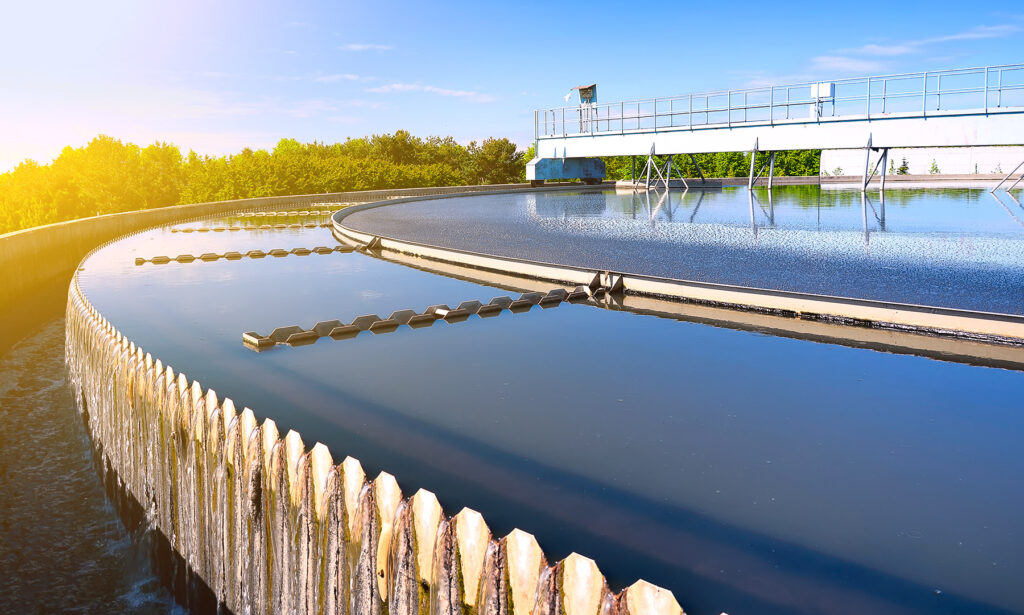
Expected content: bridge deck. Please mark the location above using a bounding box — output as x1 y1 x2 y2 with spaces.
535 64 1024 157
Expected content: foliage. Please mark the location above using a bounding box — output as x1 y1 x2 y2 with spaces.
0 133 526 234
600 149 820 181
897 157 910 175
929 159 940 174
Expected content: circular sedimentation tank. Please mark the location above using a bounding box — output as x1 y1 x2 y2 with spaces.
62 185 1024 615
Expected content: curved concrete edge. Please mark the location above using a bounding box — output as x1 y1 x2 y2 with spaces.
65 208 686 614
1 183 569 355
352 241 1024 371
332 193 1024 347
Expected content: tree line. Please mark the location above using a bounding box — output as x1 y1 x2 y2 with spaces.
2 132 820 234
0 132 525 234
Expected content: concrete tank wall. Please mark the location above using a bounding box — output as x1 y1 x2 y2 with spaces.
820 146 1024 176
64 276 685 615
40 183 684 615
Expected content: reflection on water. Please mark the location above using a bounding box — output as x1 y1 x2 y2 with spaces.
346 186 1024 314
75 210 1024 615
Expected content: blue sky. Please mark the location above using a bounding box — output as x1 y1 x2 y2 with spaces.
0 0 1021 170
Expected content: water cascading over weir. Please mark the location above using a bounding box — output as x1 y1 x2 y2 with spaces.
63 254 684 615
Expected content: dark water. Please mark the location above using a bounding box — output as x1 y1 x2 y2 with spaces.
345 186 1024 314
75 199 1024 615
0 320 180 614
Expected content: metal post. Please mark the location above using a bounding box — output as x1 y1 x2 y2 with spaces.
728 90 732 127
922 72 928 114
866 77 871 118
690 154 705 183
937 74 942 110
998 69 1003 108
992 158 1024 192
631 156 635 182
768 152 776 190
620 101 624 134
561 107 565 136
882 79 887 114
654 99 657 131
881 148 888 193
748 138 758 190
770 86 774 125
984 67 989 113
688 94 692 129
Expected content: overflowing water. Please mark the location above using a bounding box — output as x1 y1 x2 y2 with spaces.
64 190 1024 615
0 320 180 614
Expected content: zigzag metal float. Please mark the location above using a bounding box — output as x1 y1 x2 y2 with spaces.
134 246 353 266
242 288 598 350
170 222 333 233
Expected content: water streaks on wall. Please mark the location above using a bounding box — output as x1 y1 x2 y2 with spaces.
64 277 686 615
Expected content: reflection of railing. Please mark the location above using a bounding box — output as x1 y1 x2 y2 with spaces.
535 64 1024 138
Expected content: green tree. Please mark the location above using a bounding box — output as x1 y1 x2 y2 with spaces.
468 138 525 184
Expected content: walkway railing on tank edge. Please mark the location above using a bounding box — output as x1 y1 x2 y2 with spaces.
535 64 1024 139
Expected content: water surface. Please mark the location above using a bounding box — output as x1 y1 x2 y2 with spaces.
76 199 1024 615
344 186 1024 314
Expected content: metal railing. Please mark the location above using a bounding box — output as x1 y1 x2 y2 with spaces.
535 64 1024 139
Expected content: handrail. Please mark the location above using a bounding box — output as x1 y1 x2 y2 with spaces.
536 64 1024 139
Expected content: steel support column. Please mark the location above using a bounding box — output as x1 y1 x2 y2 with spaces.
748 138 759 189
992 158 1024 192
689 154 706 183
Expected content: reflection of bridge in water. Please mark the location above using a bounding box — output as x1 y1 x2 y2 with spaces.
528 64 1024 190
526 185 1024 249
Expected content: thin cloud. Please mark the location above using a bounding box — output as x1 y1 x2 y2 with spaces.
314 73 362 83
367 83 496 103
343 43 392 51
844 24 1020 57
810 56 885 75
855 44 915 57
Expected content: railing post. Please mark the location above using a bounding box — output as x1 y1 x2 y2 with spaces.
688 94 692 129
882 79 887 114
728 90 732 127
866 77 871 118
984 66 989 113
770 86 774 125
922 72 928 115
937 74 942 110
654 99 657 131
998 68 1003 108
561 107 565 137
620 101 624 134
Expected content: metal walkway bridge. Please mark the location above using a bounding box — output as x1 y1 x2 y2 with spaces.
527 64 1024 190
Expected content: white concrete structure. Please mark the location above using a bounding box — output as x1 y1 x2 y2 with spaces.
531 65 1024 189
821 146 1024 176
